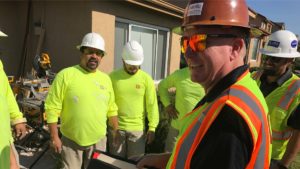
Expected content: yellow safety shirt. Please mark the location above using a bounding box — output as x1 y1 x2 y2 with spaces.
158 67 205 130
45 65 118 146
0 61 13 169
110 69 159 131
0 60 26 125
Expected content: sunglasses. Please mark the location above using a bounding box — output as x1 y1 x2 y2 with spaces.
83 49 104 57
181 34 238 54
261 54 285 62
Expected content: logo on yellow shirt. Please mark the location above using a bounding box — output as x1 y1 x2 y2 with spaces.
136 84 141 89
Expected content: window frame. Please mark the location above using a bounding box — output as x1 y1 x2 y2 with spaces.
115 18 170 79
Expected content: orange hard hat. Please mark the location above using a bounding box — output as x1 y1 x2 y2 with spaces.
183 0 249 29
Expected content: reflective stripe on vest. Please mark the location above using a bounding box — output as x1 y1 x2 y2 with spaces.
277 79 300 110
252 72 297 141
272 79 300 140
272 129 293 140
172 103 215 169
170 85 270 169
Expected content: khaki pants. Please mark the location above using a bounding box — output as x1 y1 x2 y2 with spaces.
60 136 106 169
108 129 145 159
164 126 179 153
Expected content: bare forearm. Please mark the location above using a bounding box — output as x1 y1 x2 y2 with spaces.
108 116 119 130
48 122 59 139
281 130 300 167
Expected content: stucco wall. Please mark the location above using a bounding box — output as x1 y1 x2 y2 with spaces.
92 11 115 73
0 1 182 76
168 32 181 74
0 2 28 76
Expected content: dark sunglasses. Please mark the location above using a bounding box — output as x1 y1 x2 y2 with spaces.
181 34 238 53
261 54 285 62
83 49 104 57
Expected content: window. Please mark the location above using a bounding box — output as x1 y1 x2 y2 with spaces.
251 38 260 60
267 23 272 33
261 22 266 30
114 19 169 80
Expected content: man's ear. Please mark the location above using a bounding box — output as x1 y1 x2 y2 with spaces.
230 38 244 61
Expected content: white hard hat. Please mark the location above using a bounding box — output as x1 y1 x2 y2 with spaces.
122 40 144 65
0 30 7 37
260 30 300 58
77 32 105 52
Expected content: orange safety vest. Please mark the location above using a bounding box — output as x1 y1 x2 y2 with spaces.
169 71 270 169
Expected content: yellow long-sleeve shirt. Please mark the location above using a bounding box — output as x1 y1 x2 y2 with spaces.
0 60 26 125
45 65 118 146
158 67 205 130
0 60 14 169
110 69 159 131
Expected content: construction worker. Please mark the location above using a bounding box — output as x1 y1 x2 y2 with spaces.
45 32 119 169
158 48 205 152
0 30 23 169
252 30 300 169
137 0 271 168
108 40 159 159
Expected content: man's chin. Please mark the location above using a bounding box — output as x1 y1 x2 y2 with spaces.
263 69 276 76
86 66 98 72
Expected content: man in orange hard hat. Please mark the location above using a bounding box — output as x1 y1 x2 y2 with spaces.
137 0 271 168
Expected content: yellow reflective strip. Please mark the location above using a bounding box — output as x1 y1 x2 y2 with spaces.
226 100 258 141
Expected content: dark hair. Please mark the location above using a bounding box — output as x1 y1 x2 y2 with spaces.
80 46 87 53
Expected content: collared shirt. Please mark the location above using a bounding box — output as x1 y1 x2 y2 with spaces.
190 65 253 169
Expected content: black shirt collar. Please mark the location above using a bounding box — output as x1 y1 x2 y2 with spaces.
195 65 249 107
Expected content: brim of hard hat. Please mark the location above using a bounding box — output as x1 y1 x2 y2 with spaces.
259 48 300 58
76 45 106 56
0 31 8 37
124 59 143 66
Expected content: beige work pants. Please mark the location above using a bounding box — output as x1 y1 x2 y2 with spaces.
164 126 179 153
108 129 145 159
60 135 106 169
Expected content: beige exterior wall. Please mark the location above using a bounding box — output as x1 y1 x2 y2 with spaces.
0 1 182 77
92 11 115 73
168 33 181 74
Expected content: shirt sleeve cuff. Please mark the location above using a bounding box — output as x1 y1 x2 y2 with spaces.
46 113 59 123
11 118 27 125
148 127 156 132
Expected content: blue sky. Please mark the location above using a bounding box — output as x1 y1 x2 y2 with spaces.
246 0 300 37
